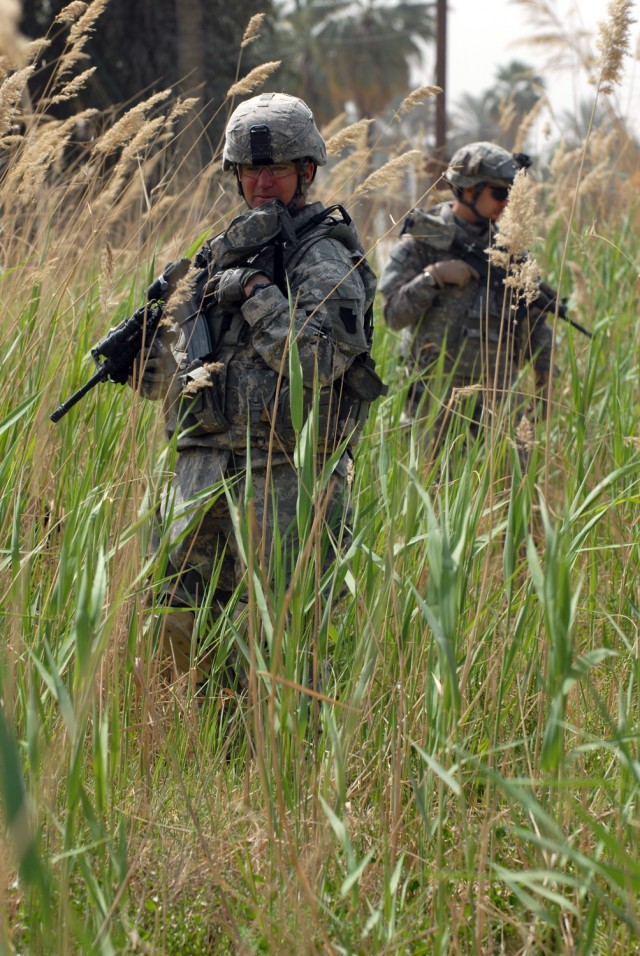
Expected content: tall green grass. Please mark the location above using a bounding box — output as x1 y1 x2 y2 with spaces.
2 11 640 956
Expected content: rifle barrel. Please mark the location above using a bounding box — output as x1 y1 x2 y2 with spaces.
50 365 109 423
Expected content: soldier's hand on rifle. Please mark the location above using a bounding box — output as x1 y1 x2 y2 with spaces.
217 267 270 308
130 339 179 400
427 259 480 288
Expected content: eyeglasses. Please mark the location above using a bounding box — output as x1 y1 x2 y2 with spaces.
488 185 510 201
239 163 297 180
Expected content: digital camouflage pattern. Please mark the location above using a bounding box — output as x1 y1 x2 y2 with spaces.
142 198 376 623
222 92 328 168
378 200 553 424
443 141 527 190
157 200 377 456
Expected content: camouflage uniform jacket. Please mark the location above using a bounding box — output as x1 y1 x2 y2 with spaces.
379 201 553 389
154 201 379 462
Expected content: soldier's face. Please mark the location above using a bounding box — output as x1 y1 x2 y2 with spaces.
471 184 510 221
239 162 304 208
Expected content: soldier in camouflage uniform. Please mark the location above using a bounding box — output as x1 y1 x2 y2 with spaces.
134 93 381 682
379 141 553 442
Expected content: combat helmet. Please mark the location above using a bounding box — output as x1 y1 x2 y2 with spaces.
223 92 327 169
444 141 530 191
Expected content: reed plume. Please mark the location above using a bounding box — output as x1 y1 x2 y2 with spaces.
0 66 34 142
57 0 109 79
595 0 634 93
55 2 89 24
49 66 96 105
320 112 347 141
92 90 173 157
226 62 281 98
489 168 541 305
241 13 266 48
398 85 441 114
352 150 422 199
325 119 372 157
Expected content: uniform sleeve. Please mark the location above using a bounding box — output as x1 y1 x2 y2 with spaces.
240 236 370 388
378 235 440 331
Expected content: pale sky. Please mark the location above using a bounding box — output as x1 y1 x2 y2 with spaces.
439 0 640 137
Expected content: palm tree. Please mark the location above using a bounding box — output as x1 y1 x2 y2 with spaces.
318 1 435 119
448 60 545 153
261 0 435 124
259 0 345 125
484 60 545 149
448 91 502 151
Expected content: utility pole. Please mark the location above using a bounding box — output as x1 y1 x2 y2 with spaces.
435 0 447 158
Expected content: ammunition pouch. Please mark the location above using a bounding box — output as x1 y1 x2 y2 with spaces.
179 360 229 434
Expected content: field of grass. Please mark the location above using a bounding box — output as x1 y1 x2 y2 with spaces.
1 4 640 955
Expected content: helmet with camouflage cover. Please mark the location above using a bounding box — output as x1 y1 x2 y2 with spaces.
223 92 327 169
444 141 530 191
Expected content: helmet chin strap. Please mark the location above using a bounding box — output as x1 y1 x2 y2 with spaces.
456 183 491 224
288 160 316 212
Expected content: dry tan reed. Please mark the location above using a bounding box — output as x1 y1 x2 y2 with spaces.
167 96 200 125
320 112 347 141
182 363 225 398
398 85 441 114
55 0 109 80
498 99 517 136
595 0 635 92
162 273 203 327
226 62 281 98
0 66 34 141
20 38 50 66
512 0 593 73
325 119 372 156
49 66 96 105
577 159 616 201
322 148 371 201
513 94 547 153
493 170 538 260
55 2 89 24
2 110 100 205
99 241 115 315
92 90 173 156
93 115 170 216
0 0 24 63
352 150 423 199
566 260 590 311
67 0 109 44
490 169 541 303
514 414 535 452
241 13 266 48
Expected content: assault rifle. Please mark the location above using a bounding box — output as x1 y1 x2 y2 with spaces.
451 237 593 339
50 199 384 423
50 259 192 423
50 202 302 424
50 302 162 423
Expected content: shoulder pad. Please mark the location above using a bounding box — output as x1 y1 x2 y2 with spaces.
325 220 359 251
400 207 456 252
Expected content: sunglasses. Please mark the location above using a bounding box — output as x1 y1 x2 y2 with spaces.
488 185 510 201
240 163 297 180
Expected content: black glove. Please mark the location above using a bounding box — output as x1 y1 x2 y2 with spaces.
216 267 262 309
130 339 179 400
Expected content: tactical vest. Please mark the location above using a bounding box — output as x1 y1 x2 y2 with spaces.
399 205 524 382
163 204 385 452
